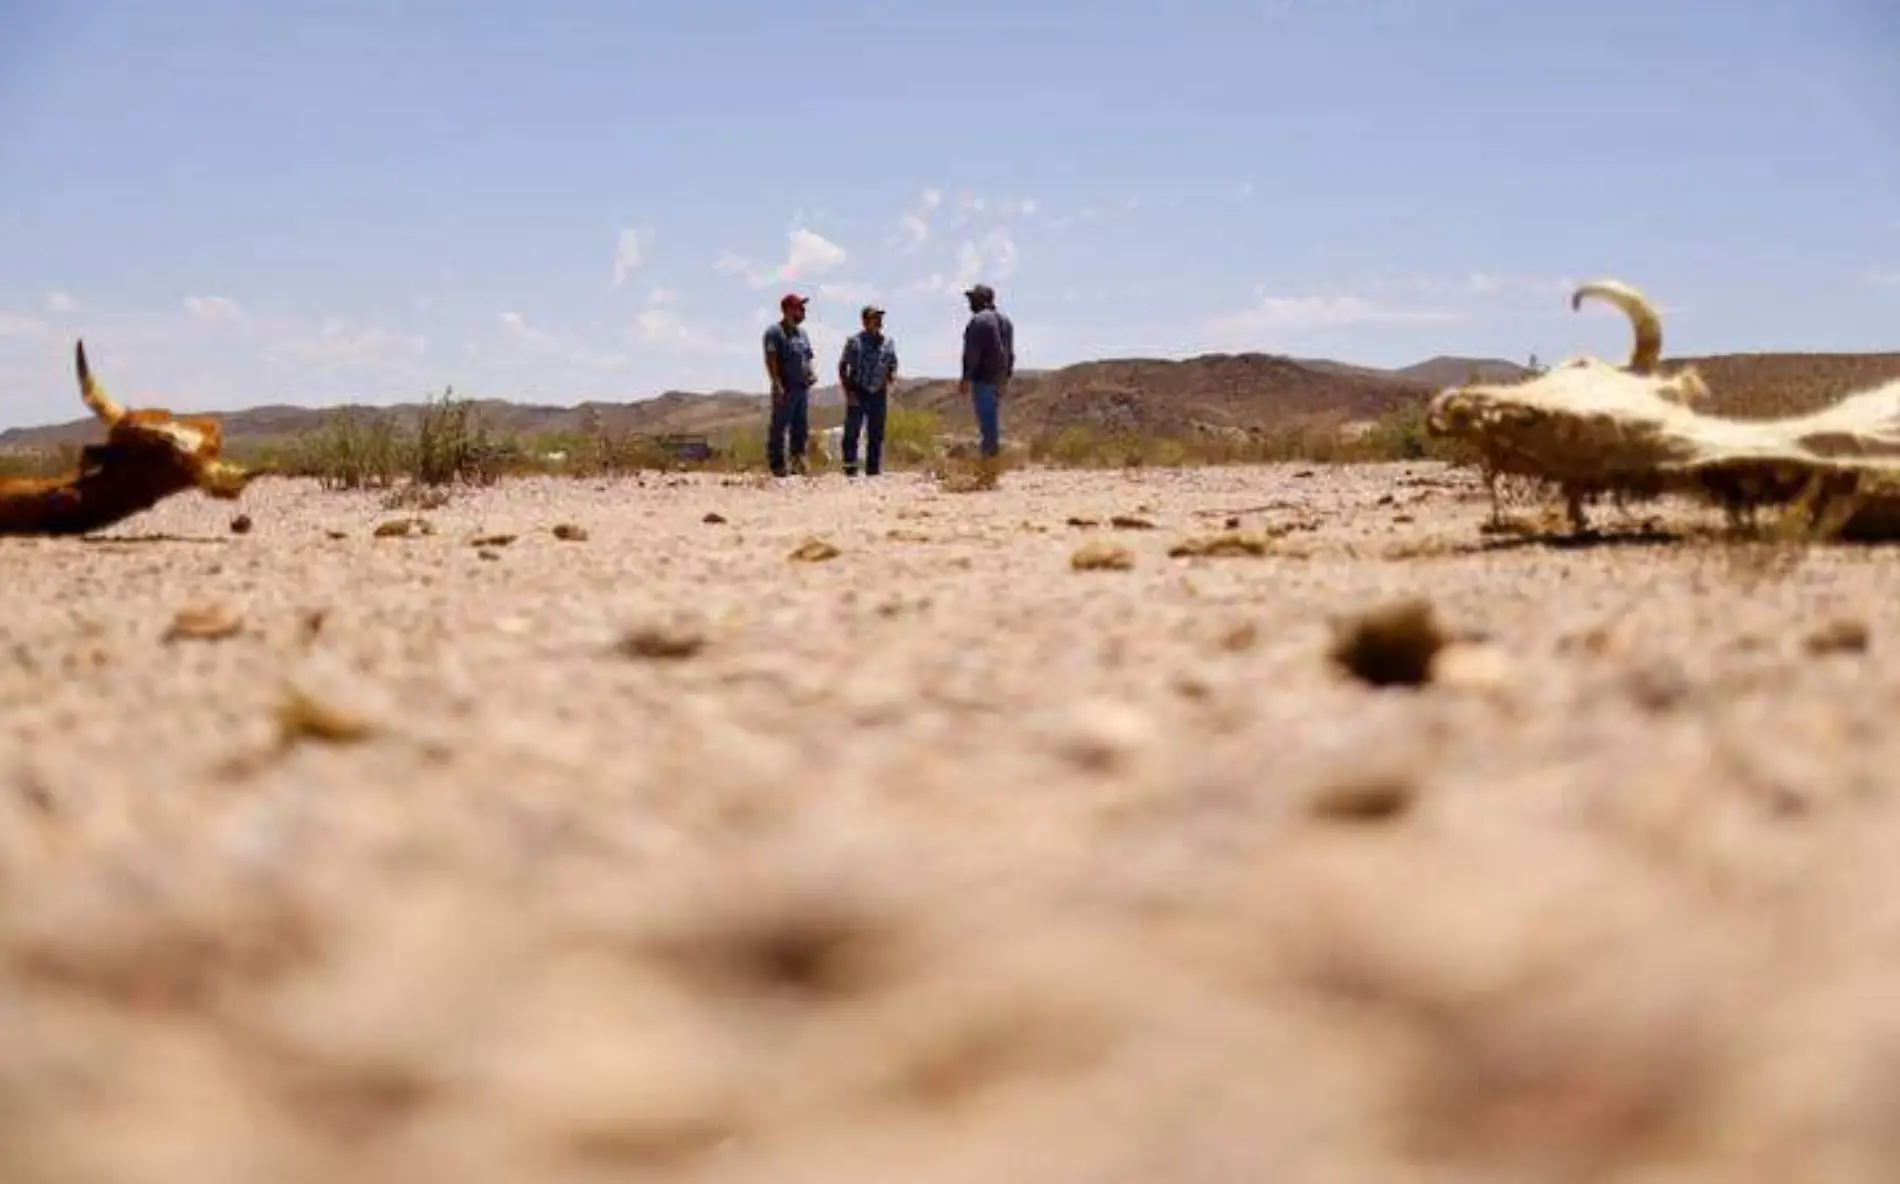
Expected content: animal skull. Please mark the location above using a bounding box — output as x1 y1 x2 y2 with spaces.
1424 279 1900 538
0 341 264 535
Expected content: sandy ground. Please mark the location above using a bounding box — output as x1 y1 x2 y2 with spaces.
5 460 1900 1182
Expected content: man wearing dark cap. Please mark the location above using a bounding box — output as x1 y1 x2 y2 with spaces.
836 303 900 478
762 292 817 477
958 282 1014 459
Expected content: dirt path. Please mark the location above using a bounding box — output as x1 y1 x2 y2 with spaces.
3 462 1897 1182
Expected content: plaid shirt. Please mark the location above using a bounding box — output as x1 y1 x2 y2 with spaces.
840 330 898 395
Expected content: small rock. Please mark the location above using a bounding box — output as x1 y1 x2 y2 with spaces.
277 667 381 745
1623 659 1692 712
297 608 329 645
229 513 253 534
616 619 709 660
373 517 431 539
1110 515 1156 530
552 523 589 541
1328 598 1447 688
1071 540 1135 571
477 549 501 561
1054 701 1155 772
1219 622 1259 652
703 512 728 525
164 601 244 643
1168 531 1274 559
790 537 841 562
1308 772 1417 822
1066 516 1100 529
1805 617 1869 655
470 533 517 547
1224 516 1241 530
325 530 348 540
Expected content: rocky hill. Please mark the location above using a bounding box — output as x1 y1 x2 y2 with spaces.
3 349 1895 453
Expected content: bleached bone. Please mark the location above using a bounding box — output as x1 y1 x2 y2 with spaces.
0 341 265 536
1425 279 1900 539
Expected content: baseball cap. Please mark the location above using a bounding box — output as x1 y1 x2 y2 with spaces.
861 304 885 318
780 292 809 310
964 283 995 302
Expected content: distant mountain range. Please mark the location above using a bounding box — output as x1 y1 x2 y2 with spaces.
4 348 1897 452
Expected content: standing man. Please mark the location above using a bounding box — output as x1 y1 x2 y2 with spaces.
958 282 1014 460
763 292 816 477
837 303 899 478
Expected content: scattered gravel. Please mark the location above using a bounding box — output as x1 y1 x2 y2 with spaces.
3 461 1899 1181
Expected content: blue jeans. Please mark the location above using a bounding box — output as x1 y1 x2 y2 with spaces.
843 389 888 475
768 386 810 475
971 382 1001 457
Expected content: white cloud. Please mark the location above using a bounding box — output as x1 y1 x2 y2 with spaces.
0 313 46 338
634 306 709 351
816 280 879 305
264 318 427 367
1365 272 1573 300
44 291 78 314
1205 293 1462 344
612 226 652 288
713 227 849 289
952 229 1018 290
896 187 943 250
648 286 679 305
183 296 242 322
786 228 846 279
498 310 558 349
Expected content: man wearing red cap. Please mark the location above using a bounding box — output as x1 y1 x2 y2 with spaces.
762 293 817 477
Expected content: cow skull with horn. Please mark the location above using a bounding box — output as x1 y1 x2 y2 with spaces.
1422 278 1713 529
0 341 265 535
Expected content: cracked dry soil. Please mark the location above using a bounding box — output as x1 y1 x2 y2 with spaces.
4 462 1900 1182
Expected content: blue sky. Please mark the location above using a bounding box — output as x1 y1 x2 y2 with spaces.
0 0 1895 428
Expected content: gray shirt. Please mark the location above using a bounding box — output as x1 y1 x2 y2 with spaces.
961 308 1015 384
763 320 816 390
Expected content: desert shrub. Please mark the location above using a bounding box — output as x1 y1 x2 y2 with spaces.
292 408 406 490
882 407 943 468
0 447 66 480
411 387 499 486
710 427 768 472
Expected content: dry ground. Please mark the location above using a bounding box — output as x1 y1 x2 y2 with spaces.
4 462 1900 1182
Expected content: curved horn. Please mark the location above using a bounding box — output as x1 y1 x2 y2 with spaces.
74 340 127 426
1569 280 1662 375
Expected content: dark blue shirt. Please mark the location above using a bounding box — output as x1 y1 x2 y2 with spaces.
763 320 815 390
962 308 1015 384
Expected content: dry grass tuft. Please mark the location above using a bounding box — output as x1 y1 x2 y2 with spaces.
934 454 1003 493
